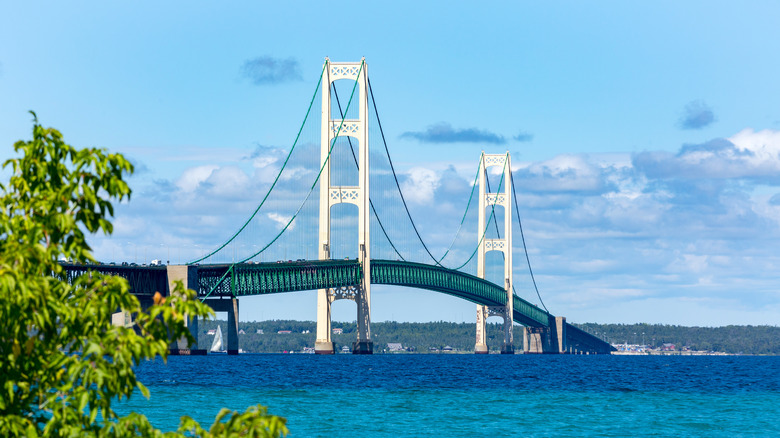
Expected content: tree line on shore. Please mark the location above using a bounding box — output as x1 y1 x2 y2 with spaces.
198 320 780 355
575 322 779 354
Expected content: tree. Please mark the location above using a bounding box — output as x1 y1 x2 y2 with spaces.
0 113 287 437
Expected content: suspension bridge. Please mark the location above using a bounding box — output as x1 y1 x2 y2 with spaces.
63 59 614 355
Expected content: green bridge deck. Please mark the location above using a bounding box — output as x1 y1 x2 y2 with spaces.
60 260 613 353
198 259 551 328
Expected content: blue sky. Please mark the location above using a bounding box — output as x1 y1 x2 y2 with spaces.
2 2 780 327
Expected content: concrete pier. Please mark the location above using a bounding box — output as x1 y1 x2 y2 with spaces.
352 341 373 354
205 298 240 355
166 265 205 355
522 316 568 354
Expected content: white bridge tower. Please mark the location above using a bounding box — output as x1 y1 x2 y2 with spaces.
314 58 373 354
474 152 515 354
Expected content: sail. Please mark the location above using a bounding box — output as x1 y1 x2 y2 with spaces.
210 326 223 353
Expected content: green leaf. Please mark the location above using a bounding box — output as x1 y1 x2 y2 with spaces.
0 114 286 437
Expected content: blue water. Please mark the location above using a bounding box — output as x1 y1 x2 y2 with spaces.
120 355 780 437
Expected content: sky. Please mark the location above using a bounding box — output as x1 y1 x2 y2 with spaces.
2 1 780 327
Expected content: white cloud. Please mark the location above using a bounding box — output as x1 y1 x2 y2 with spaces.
729 128 780 163
267 212 294 230
204 166 251 197
401 167 440 204
514 154 610 193
635 129 780 182
176 165 218 192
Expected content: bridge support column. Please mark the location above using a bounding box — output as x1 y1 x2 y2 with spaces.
522 326 550 353
551 316 567 353
522 318 567 354
167 265 205 355
500 314 515 355
226 298 239 355
353 285 372 354
474 305 489 354
315 289 334 354
487 306 514 354
111 310 132 328
203 298 240 355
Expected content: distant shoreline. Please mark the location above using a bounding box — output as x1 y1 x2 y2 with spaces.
611 351 757 356
195 320 780 355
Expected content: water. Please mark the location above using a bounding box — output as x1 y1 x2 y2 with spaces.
120 355 780 437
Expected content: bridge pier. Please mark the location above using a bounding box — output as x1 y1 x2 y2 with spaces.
522 316 567 354
315 288 335 354
474 305 489 354
353 285 373 354
499 307 515 355
522 326 549 353
204 298 240 355
552 316 567 353
316 285 373 354
203 298 240 354
167 265 205 355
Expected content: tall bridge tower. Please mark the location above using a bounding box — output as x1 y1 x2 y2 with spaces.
474 152 515 354
314 59 373 354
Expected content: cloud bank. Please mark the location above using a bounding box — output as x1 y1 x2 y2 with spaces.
93 127 780 326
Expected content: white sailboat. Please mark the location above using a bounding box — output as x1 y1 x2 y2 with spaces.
210 325 226 354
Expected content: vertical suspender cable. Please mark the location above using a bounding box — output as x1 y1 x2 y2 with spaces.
331 83 407 261
510 170 548 313
367 77 485 269
189 63 328 265
366 77 445 267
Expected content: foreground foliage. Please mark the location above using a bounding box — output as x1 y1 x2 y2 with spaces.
0 114 287 437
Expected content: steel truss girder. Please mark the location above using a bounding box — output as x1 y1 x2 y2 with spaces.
196 260 361 297
59 261 612 351
194 259 549 327
59 263 169 296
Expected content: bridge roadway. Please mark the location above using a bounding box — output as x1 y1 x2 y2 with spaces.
61 260 613 353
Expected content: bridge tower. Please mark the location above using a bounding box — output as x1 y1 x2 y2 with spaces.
474 152 515 354
315 58 373 354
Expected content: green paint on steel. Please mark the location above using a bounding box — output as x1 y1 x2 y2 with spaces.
195 259 550 327
59 261 612 351
196 260 361 297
